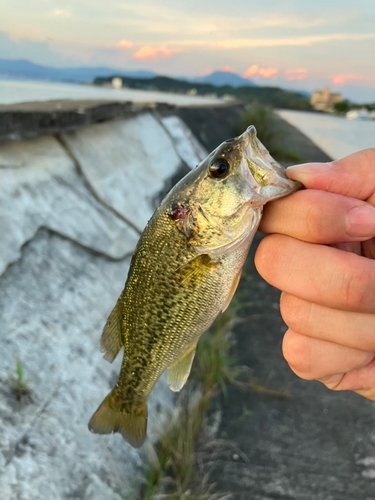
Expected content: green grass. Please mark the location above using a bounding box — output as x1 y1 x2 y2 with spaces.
10 359 32 399
248 378 291 398
143 395 208 499
234 103 305 163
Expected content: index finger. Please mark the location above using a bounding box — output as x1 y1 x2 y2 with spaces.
286 149 375 202
259 189 375 244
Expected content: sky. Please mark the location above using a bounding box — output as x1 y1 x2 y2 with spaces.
1 0 375 102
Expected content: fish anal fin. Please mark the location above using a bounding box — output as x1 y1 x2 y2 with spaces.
167 343 197 392
88 390 147 448
221 267 242 313
100 294 124 363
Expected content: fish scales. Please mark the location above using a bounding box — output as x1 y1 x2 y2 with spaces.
88 126 301 448
119 209 243 403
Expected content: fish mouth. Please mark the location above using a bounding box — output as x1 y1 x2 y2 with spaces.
237 125 302 204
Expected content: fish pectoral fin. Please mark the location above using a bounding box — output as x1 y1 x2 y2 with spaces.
176 254 220 286
167 342 197 392
100 293 124 363
221 267 242 313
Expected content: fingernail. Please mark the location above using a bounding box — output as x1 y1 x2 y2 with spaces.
346 205 375 238
287 162 332 178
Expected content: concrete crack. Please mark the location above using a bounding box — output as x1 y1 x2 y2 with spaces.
55 134 142 236
1 225 133 277
152 109 191 172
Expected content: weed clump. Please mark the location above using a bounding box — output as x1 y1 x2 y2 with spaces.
10 359 32 401
234 103 305 163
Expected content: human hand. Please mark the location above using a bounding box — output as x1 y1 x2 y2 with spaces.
255 149 375 400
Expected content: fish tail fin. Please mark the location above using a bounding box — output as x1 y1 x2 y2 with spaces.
88 390 147 448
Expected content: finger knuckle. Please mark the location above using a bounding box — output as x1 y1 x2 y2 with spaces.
254 235 280 276
280 294 311 333
342 264 371 309
282 330 314 380
362 148 375 167
304 201 326 242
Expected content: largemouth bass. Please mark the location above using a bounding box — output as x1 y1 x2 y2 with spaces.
88 126 300 447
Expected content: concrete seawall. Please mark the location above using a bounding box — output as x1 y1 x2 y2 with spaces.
0 99 245 499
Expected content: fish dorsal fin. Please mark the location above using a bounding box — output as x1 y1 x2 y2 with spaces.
100 293 124 363
167 342 197 392
221 267 242 313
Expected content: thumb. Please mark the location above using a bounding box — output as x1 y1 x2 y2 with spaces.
287 149 375 203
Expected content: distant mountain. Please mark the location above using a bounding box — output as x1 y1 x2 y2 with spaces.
0 58 155 82
191 70 255 88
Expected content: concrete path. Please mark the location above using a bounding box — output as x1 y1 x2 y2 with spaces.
277 109 375 161
0 79 225 106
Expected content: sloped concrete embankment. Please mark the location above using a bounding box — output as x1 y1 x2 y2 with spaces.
0 103 222 500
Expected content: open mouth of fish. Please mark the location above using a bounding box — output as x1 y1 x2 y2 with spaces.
236 125 301 206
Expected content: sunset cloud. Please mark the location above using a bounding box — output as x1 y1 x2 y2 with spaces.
219 33 375 49
221 66 235 73
284 68 308 81
243 65 278 79
133 46 181 60
332 74 364 85
116 39 133 49
258 68 278 78
243 65 259 78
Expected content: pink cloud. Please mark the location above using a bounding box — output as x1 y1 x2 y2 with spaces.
284 68 308 81
243 65 259 78
133 46 181 60
221 66 235 73
258 68 278 78
332 74 363 85
116 40 133 49
243 65 278 79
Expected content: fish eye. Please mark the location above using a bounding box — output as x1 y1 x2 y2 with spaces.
209 158 230 179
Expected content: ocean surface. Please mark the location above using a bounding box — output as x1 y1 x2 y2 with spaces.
277 109 375 161
0 78 223 107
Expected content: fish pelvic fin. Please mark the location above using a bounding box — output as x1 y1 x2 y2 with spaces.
167 342 197 392
100 293 124 363
88 390 147 448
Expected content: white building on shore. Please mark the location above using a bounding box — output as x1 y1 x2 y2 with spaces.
311 87 342 111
